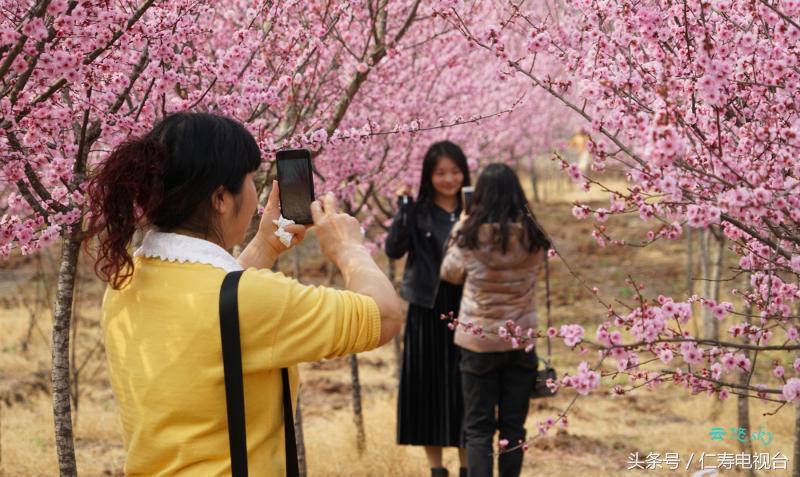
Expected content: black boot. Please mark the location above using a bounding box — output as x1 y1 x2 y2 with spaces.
459 467 468 477
431 468 449 477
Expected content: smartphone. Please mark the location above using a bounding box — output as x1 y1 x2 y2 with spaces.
276 149 315 224
461 186 474 214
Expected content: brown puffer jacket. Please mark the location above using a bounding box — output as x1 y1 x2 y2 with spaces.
440 220 544 352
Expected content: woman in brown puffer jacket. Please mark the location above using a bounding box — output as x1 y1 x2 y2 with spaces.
440 163 551 477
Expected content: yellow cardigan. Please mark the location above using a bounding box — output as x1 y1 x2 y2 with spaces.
102 240 381 476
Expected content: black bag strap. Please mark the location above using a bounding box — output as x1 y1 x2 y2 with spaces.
220 270 299 477
220 271 248 476
282 368 299 477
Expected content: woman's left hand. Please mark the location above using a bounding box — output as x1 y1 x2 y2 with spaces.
257 180 308 255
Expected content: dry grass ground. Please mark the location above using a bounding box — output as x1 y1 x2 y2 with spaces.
0 177 795 476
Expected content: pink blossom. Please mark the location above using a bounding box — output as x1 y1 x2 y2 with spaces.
566 164 581 182
559 324 584 347
310 129 328 143
711 304 727 321
734 353 751 372
782 378 800 402
527 31 549 53
686 204 721 228
773 365 785 379
638 204 654 221
22 18 47 41
571 205 589 219
680 342 704 365
710 362 722 380
571 361 600 395
47 0 69 15
721 353 737 371
791 256 800 274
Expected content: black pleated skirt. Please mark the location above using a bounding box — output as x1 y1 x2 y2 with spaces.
397 281 464 447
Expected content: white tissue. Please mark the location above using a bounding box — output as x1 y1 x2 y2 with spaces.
273 215 296 247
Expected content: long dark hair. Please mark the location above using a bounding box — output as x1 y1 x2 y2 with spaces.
456 163 550 253
84 112 261 289
416 141 471 206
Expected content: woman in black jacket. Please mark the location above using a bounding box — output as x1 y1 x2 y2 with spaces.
386 141 471 477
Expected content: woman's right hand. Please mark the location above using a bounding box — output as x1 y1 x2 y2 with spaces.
396 185 412 197
396 185 413 210
311 192 365 266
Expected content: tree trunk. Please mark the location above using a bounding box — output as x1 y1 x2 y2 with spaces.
529 156 540 203
349 354 366 453
706 230 727 419
70 288 79 429
795 284 800 477
51 228 80 477
23 306 36 354
47 89 93 477
686 228 694 297
294 393 307 477
1 401 4 470
711 233 725 340
704 231 725 341
387 259 403 379
794 400 800 477
738 272 755 477
70 263 85 429
699 229 713 340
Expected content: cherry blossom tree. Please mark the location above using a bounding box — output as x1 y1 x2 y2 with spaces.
428 1 800 464
1 1 571 474
22 0 799 472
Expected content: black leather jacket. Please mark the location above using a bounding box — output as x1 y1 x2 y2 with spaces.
385 199 460 309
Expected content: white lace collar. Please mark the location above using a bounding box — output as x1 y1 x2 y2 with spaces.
134 231 243 272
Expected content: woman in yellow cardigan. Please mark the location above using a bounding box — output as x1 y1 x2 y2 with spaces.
84 112 403 476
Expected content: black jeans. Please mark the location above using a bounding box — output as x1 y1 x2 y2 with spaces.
460 349 537 477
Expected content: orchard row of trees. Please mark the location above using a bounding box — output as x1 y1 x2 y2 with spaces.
3 0 800 475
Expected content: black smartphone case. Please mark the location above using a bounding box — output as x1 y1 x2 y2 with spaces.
276 150 315 225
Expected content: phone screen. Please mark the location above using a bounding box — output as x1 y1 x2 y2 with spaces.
276 149 315 224
462 186 474 214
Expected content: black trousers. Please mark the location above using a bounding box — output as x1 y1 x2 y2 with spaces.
460 349 537 477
